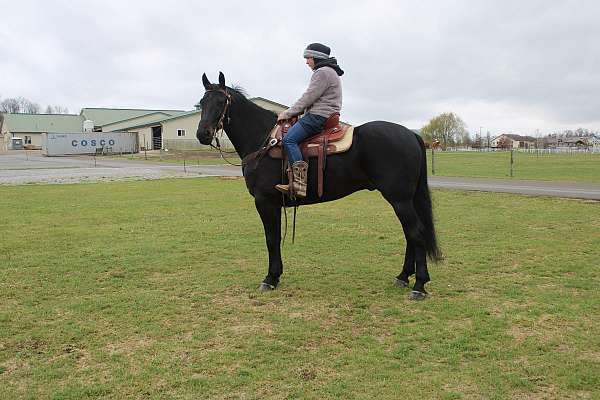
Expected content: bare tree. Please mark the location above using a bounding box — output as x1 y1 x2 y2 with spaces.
1 97 41 114
1 98 21 113
421 112 467 150
456 130 472 147
45 105 70 114
20 97 40 114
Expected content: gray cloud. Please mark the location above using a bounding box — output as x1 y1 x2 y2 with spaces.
1 0 598 135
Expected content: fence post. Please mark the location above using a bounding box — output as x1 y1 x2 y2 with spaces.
431 146 435 175
510 149 514 177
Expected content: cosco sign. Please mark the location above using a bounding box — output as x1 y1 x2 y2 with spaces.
71 139 115 147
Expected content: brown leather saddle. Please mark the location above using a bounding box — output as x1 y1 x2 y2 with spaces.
268 113 354 197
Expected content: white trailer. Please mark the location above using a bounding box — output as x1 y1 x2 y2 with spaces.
42 132 138 156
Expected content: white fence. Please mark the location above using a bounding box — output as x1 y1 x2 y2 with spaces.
162 136 234 151
440 146 599 154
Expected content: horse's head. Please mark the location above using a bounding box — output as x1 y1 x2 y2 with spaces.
196 72 231 145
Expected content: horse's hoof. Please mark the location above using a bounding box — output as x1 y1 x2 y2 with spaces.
408 290 427 301
259 282 276 292
394 278 409 288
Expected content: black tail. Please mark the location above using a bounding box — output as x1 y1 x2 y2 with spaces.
413 134 442 262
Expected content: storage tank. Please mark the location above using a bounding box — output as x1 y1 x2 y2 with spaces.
11 137 24 150
83 120 94 133
42 132 138 156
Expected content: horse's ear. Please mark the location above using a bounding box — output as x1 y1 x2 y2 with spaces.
218 71 226 89
202 73 211 89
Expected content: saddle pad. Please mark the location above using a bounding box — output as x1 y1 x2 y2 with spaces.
304 125 353 154
268 124 354 159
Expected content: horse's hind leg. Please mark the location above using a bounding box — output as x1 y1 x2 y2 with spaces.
395 243 415 288
388 200 430 299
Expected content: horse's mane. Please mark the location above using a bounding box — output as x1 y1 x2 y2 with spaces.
228 85 277 117
230 85 247 97
204 83 277 117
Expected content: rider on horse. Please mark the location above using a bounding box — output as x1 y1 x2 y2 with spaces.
275 43 344 198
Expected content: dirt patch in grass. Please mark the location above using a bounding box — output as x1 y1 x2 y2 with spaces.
105 337 156 356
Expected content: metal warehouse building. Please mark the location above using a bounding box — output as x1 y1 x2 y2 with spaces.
1 98 287 153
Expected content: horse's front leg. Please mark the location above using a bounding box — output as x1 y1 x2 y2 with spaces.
255 197 283 291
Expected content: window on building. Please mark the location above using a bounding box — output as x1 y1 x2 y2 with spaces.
177 129 186 137
24 136 32 144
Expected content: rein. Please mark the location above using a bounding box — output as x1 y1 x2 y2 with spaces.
211 140 242 167
241 128 278 169
202 89 299 243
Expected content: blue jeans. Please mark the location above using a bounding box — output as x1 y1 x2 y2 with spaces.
282 113 327 163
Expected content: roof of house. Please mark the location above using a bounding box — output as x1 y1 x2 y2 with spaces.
559 137 589 143
495 133 537 142
1 113 84 133
80 108 186 126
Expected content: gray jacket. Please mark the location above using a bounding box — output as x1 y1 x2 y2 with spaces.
283 66 342 119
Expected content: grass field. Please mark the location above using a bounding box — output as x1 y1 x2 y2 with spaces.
427 151 600 183
1 179 599 399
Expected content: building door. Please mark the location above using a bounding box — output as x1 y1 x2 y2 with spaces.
152 126 162 150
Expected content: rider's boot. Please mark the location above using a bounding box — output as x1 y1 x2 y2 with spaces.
275 161 308 198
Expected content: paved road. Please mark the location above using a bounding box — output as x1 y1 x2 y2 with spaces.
1 151 599 200
0 152 240 185
429 176 600 201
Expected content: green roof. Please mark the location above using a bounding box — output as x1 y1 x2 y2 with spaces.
250 97 289 110
101 112 172 128
121 110 202 130
80 108 186 126
158 110 201 122
2 113 84 133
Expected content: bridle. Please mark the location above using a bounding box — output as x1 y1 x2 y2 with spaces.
204 87 232 135
203 87 240 165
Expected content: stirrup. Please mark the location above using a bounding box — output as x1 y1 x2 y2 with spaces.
275 183 290 194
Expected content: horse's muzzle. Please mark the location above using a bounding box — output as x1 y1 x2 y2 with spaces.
196 126 214 145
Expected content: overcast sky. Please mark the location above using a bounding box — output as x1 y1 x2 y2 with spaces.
1 0 598 135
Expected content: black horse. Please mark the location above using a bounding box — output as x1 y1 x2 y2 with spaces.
196 72 441 299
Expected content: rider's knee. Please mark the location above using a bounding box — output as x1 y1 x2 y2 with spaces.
282 133 298 146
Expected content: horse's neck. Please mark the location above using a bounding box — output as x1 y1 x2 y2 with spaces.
225 98 277 159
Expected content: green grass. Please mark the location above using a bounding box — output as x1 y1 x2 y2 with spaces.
1 179 599 399
427 151 600 183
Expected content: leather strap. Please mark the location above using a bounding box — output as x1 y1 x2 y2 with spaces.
317 142 324 197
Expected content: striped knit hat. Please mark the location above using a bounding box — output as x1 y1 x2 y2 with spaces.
303 43 331 59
